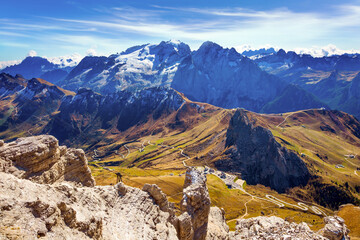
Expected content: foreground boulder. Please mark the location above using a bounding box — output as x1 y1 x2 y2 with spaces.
0 173 178 239
318 216 350 240
0 135 95 187
230 215 350 240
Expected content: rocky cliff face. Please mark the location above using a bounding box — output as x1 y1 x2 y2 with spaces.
216 109 310 193
0 135 94 186
171 41 284 112
178 167 212 240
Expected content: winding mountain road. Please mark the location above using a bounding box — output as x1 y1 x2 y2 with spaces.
91 139 327 217
209 167 327 217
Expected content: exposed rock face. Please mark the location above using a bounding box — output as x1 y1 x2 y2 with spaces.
142 183 176 223
216 109 310 193
318 216 350 240
171 41 284 111
230 215 351 240
179 167 211 240
206 207 229 240
0 135 95 187
230 216 327 239
0 136 227 240
0 173 178 240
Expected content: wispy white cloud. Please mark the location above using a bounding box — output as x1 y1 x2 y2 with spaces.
0 60 21 70
0 30 28 37
2 2 360 59
41 3 360 49
294 44 360 57
0 42 29 48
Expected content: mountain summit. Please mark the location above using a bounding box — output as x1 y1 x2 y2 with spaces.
60 40 191 94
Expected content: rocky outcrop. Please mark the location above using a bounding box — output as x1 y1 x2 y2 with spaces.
0 135 95 187
142 183 176 223
178 167 211 240
318 216 350 240
206 207 229 240
216 109 310 193
0 173 178 240
0 136 226 240
229 215 351 240
230 216 327 239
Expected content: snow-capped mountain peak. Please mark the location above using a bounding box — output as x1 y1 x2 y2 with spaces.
47 54 83 68
60 40 191 94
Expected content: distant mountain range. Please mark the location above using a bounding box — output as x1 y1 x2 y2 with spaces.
1 56 74 85
2 40 360 118
254 49 360 118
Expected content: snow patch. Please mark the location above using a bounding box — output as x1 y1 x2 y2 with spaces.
47 53 83 68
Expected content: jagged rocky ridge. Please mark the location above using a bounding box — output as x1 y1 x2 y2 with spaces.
0 135 350 239
0 73 185 145
44 86 185 144
255 49 360 75
216 109 310 193
254 50 360 118
59 40 328 113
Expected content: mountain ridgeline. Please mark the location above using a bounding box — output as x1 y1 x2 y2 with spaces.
254 49 360 118
1 40 341 115
0 73 359 207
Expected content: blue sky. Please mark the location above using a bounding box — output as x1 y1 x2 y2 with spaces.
1 0 360 61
